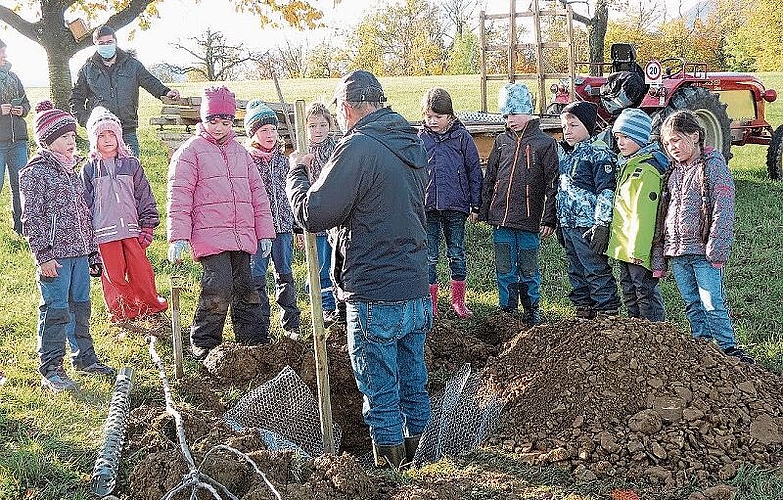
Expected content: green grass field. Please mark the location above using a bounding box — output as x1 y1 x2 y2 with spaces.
0 73 781 499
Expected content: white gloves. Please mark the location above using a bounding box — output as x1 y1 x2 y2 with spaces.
258 238 273 259
168 240 190 264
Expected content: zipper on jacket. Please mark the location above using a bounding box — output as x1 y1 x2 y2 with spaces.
500 137 523 226
525 144 531 218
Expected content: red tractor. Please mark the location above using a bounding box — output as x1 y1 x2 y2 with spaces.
547 43 782 180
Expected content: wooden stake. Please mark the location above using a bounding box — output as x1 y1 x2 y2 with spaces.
170 274 184 380
294 99 336 455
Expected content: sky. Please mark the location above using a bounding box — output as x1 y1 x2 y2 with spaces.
0 0 701 87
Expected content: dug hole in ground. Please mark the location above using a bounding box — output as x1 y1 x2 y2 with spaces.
122 314 783 499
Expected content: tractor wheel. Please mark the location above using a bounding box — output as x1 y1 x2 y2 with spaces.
766 125 783 180
650 86 732 160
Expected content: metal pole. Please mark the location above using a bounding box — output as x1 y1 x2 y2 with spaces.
294 99 335 455
170 274 184 380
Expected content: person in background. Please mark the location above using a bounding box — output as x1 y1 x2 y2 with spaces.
305 101 342 326
69 24 180 157
20 101 115 393
167 86 274 359
0 38 30 235
244 99 301 340
81 106 167 323
607 108 667 322
557 101 621 319
419 87 483 319
478 83 558 325
287 71 431 468
655 110 753 364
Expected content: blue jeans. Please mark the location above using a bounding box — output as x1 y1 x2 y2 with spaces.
493 227 541 310
346 297 432 446
670 255 736 349
123 130 140 158
0 140 27 234
562 226 620 312
426 210 467 283
618 261 665 321
304 235 336 311
37 256 98 375
251 233 300 332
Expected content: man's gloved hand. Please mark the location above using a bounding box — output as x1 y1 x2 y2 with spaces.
582 225 610 255
89 262 103 277
258 238 273 259
168 240 190 264
138 227 154 249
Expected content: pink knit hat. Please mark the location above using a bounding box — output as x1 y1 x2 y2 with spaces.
34 101 77 146
86 106 132 159
200 86 237 121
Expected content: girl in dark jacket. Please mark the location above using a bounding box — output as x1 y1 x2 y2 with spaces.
419 88 483 318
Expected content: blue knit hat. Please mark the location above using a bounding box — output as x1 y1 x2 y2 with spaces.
498 82 533 116
613 108 652 146
244 99 278 137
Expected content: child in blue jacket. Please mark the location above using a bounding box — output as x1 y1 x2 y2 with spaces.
607 108 667 321
419 88 483 318
557 101 621 318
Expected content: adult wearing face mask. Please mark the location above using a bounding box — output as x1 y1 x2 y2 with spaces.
69 24 179 157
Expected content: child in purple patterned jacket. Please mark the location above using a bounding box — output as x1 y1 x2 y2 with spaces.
655 110 753 364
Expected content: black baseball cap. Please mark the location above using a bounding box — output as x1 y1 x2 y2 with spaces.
332 70 387 105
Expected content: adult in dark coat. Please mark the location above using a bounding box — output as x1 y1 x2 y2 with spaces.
69 24 179 157
287 71 432 469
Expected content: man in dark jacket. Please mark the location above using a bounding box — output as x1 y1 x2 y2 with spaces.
0 38 30 235
287 70 431 469
69 25 179 157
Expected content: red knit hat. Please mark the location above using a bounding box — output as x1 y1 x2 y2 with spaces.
34 101 77 147
200 86 237 121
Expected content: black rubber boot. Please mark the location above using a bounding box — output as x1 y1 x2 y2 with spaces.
404 435 421 464
523 304 542 325
372 442 406 468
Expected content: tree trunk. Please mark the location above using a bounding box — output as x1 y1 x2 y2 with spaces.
588 0 609 75
46 47 75 110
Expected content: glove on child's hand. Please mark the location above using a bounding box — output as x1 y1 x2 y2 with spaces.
89 263 103 277
138 227 154 249
168 240 190 264
258 238 273 259
582 225 610 255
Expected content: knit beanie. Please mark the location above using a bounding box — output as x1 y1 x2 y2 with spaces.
34 101 77 147
86 106 131 158
200 86 237 121
498 82 533 116
561 101 598 135
244 99 278 137
613 108 652 146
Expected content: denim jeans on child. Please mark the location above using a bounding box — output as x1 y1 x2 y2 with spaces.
346 297 432 446
670 254 736 349
251 232 301 332
191 251 266 348
426 210 468 283
492 227 541 310
618 261 665 321
561 226 620 313
0 140 27 234
37 256 99 375
309 234 336 311
122 130 140 158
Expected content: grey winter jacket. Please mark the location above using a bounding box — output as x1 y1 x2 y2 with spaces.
20 150 100 266
81 155 160 244
286 107 429 302
0 64 30 143
69 49 170 131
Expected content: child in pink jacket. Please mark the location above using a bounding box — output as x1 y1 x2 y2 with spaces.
167 86 275 359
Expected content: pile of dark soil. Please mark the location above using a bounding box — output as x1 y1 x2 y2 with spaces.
119 314 782 499
482 316 783 494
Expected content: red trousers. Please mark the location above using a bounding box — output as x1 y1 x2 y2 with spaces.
98 238 168 321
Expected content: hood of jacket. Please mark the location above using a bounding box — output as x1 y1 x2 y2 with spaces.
350 107 427 171
421 118 468 142
618 142 669 173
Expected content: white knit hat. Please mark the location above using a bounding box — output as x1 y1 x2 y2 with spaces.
86 106 132 159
